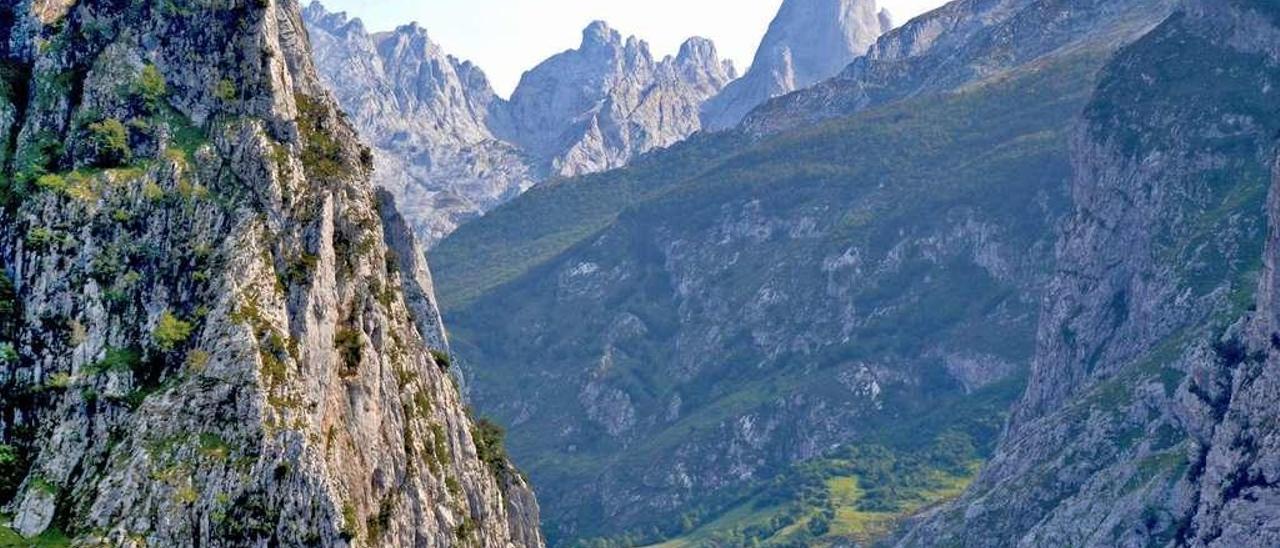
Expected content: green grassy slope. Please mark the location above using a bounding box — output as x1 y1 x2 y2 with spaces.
0 514 69 547
431 131 749 311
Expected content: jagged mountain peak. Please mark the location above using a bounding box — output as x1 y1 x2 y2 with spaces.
581 20 625 49
503 21 732 176
303 3 732 247
303 1 533 247
676 36 733 71
303 0 363 34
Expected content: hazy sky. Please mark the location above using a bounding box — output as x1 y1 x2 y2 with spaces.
314 0 952 98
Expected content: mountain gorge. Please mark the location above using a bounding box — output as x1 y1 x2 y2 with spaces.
0 0 541 545
2 0 1276 547
430 0 1182 544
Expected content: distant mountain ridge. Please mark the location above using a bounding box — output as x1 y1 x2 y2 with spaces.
502 21 738 177
303 3 539 247
742 0 1175 136
303 3 736 246
304 0 908 247
700 0 892 131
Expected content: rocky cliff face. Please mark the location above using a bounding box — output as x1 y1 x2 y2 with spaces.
898 1 1280 545
503 21 736 177
0 0 541 545
700 0 891 131
741 0 1177 136
303 3 538 247
304 7 735 246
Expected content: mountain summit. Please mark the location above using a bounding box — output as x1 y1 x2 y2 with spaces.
700 0 891 131
503 21 737 177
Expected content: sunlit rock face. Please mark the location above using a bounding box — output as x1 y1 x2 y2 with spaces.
0 0 542 545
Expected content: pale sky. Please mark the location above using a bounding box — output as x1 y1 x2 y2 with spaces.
313 0 952 98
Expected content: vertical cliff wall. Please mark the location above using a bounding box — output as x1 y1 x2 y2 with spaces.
0 0 541 545
899 2 1280 545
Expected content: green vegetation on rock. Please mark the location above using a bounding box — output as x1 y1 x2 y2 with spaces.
0 519 70 548
152 311 194 351
296 93 354 180
430 349 452 370
134 64 167 111
82 118 131 168
472 417 510 477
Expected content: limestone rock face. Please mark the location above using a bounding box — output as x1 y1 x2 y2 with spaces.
304 6 734 245
700 0 891 131
742 0 1177 136
503 21 737 177
303 3 539 247
897 2 1280 545
0 0 541 546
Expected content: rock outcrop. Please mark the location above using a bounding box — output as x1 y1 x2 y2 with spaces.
304 6 735 246
0 0 541 545
897 1 1280 545
503 21 736 177
700 0 891 131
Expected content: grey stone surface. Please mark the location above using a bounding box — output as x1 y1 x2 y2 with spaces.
0 0 542 545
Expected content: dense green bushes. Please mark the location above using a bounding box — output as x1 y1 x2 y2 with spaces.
472 418 509 476
0 269 15 323
335 327 362 373
135 64 167 111
429 349 452 370
83 118 131 168
0 443 25 505
152 310 193 351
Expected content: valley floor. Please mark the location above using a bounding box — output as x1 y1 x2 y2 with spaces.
635 458 979 548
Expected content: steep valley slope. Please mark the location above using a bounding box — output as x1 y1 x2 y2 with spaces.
0 0 541 546
429 0 1177 544
900 0 1280 545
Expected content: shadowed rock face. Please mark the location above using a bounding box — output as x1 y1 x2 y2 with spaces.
898 2 1280 546
0 0 541 545
700 0 891 132
304 5 735 246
